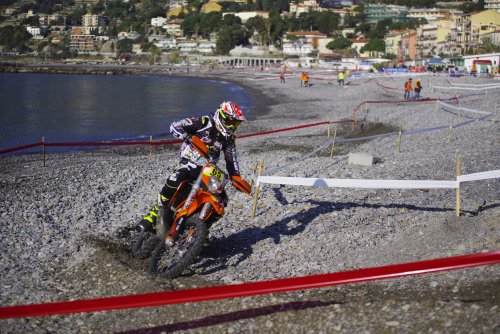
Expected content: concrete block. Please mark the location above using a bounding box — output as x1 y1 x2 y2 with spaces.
348 152 374 166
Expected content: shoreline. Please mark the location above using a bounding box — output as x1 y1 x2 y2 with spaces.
0 66 276 155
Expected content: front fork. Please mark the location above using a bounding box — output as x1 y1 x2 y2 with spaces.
165 172 205 247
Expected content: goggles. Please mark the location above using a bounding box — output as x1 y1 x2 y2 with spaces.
225 118 241 129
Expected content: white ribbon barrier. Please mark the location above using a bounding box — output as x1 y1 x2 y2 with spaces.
433 85 500 91
257 176 458 189
458 170 500 182
439 101 492 115
256 169 500 189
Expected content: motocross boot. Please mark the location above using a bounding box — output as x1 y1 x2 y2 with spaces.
137 204 159 233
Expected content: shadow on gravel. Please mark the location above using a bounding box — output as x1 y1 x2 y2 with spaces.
195 187 457 276
118 300 341 334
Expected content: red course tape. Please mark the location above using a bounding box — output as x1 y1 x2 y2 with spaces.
0 121 341 155
1 251 498 319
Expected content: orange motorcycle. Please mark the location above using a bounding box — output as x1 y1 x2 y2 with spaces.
132 136 248 279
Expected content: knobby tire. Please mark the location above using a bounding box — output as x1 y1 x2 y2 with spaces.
151 216 207 279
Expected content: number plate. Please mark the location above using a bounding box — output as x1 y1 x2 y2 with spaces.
203 166 223 181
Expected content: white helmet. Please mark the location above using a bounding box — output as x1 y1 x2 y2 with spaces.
213 101 246 137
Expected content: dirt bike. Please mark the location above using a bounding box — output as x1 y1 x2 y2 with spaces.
131 136 239 279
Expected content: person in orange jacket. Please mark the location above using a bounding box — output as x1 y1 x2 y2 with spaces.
404 78 413 99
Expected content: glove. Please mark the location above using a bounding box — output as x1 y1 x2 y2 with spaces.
231 175 252 195
190 135 209 156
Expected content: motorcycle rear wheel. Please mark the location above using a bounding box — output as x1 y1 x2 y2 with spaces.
131 231 160 259
151 216 207 279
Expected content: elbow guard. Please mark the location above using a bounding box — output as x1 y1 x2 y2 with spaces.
231 175 251 195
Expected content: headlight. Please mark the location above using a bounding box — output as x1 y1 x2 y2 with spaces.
208 175 222 193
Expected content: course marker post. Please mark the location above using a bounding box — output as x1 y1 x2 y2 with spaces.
329 128 337 159
397 126 402 153
352 109 357 131
456 152 461 217
252 159 264 218
327 116 331 137
149 135 153 159
448 121 453 142
41 136 46 167
249 161 258 187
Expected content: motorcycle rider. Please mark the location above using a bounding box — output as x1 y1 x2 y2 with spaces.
137 101 252 232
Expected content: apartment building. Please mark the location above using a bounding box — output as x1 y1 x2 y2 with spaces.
282 31 327 56
69 29 97 53
408 8 448 22
456 9 500 53
385 29 417 59
365 4 408 24
484 0 500 12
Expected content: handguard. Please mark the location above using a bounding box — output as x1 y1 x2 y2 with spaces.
231 175 252 195
190 135 209 156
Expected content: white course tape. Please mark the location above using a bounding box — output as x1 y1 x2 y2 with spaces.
457 169 500 182
434 85 500 91
257 176 458 189
257 169 500 189
439 101 491 115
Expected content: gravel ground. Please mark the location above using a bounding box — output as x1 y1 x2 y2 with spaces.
0 69 499 333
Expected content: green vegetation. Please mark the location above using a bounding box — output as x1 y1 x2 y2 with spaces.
0 25 33 52
326 38 352 50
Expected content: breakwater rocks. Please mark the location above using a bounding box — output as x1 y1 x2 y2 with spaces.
0 62 173 75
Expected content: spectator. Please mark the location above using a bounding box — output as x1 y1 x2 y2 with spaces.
404 78 413 99
338 71 344 86
280 71 285 83
414 79 422 100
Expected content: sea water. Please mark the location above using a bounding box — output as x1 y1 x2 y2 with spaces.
0 72 252 153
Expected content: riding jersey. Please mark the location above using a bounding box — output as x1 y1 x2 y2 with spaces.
170 114 242 177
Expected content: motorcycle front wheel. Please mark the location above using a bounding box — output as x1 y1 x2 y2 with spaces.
131 231 160 259
150 216 207 279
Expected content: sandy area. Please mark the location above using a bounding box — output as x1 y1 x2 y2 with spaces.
0 68 499 333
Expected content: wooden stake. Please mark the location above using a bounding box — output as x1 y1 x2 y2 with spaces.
435 99 439 112
397 126 402 153
249 161 258 187
456 152 461 217
329 128 337 159
41 136 46 167
149 135 153 159
352 109 357 131
327 116 330 137
252 159 264 218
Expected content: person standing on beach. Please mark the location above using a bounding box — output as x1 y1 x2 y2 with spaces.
280 71 285 83
304 72 309 87
338 71 344 86
413 79 422 100
404 78 413 99
300 72 306 87
136 101 252 232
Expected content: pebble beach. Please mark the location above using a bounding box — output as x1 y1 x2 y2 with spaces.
1 68 499 333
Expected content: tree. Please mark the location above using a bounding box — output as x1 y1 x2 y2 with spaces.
199 12 221 39
315 11 339 36
0 25 33 52
21 15 41 27
360 39 385 53
149 43 161 64
116 38 133 54
181 13 199 37
216 26 233 54
326 37 352 50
